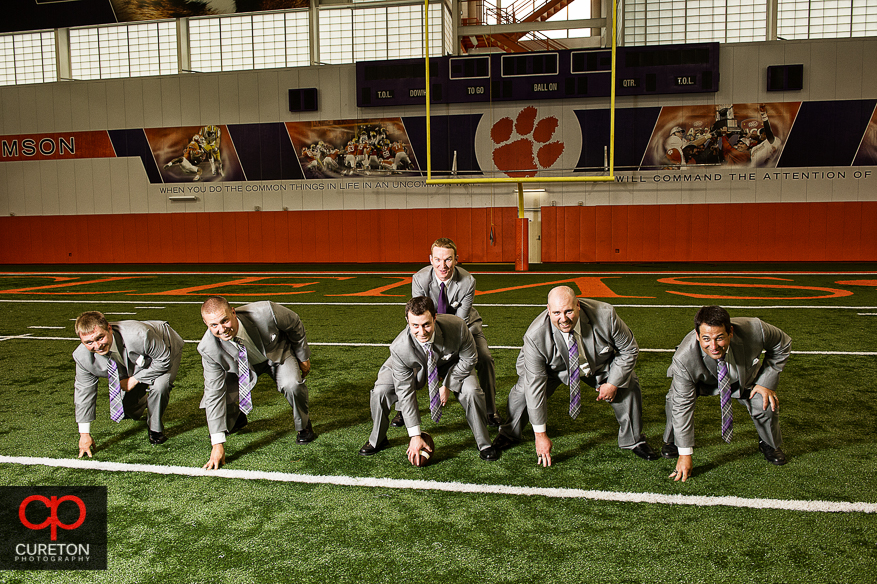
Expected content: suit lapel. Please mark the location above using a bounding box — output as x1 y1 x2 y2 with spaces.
112 329 131 375
577 307 596 371
432 320 446 357
237 314 267 356
447 269 461 303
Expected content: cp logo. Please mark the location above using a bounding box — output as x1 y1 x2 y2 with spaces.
19 495 87 541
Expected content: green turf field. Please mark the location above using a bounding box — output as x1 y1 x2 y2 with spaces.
1 264 876 583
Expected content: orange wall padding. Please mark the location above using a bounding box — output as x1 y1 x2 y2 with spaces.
540 202 877 262
0 208 518 265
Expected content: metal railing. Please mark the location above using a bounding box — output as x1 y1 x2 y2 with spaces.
465 0 568 50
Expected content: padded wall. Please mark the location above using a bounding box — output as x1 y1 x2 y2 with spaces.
541 202 877 262
0 207 518 264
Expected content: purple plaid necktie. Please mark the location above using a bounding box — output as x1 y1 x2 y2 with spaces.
427 344 442 422
568 334 581 419
107 359 124 423
437 282 451 314
235 338 254 415
718 358 733 442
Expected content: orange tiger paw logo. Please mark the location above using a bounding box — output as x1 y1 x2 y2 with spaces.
491 107 565 177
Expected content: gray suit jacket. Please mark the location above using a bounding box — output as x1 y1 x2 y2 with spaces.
666 317 792 448
375 313 477 428
197 301 311 434
517 299 638 427
411 265 483 334
73 320 184 424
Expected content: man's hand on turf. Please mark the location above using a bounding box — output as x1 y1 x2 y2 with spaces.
671 454 692 482
78 433 94 458
203 444 226 470
534 432 552 467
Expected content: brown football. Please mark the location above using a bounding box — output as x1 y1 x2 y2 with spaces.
413 432 435 467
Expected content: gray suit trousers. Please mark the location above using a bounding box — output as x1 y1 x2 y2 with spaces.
662 391 782 448
503 373 645 449
223 359 310 432
473 330 497 416
370 373 491 451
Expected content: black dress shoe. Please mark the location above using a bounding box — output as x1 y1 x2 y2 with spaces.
358 438 389 456
296 422 317 444
661 442 679 458
487 413 503 428
631 442 660 461
491 433 518 451
148 430 167 445
759 440 788 465
479 446 501 461
390 411 405 428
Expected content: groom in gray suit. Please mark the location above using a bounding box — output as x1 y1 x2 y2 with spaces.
74 311 184 456
664 305 791 482
408 237 501 426
198 296 315 470
359 296 500 464
492 286 659 466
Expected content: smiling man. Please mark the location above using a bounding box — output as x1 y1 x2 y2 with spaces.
359 296 499 464
73 311 184 456
492 286 659 466
663 305 792 481
198 296 315 470
407 238 501 427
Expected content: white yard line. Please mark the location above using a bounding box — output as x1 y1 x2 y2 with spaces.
0 455 873 514
6 335 877 355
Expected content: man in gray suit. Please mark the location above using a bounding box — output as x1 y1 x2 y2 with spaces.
73 311 184 456
492 286 659 466
359 296 500 464
404 238 502 426
664 305 791 482
198 296 315 470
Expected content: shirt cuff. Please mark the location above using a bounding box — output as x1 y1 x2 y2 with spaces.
78 423 91 433
210 432 227 445
407 425 421 437
532 423 547 433
678 446 693 456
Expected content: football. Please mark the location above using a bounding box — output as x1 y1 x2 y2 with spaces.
413 432 435 467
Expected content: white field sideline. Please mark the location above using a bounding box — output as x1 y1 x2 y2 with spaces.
1 456 874 514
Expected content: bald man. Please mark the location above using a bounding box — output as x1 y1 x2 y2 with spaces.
493 286 659 466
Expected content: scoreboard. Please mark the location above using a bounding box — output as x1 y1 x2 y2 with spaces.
356 43 719 107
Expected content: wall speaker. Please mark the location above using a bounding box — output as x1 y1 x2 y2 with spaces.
767 64 803 91
289 88 318 112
